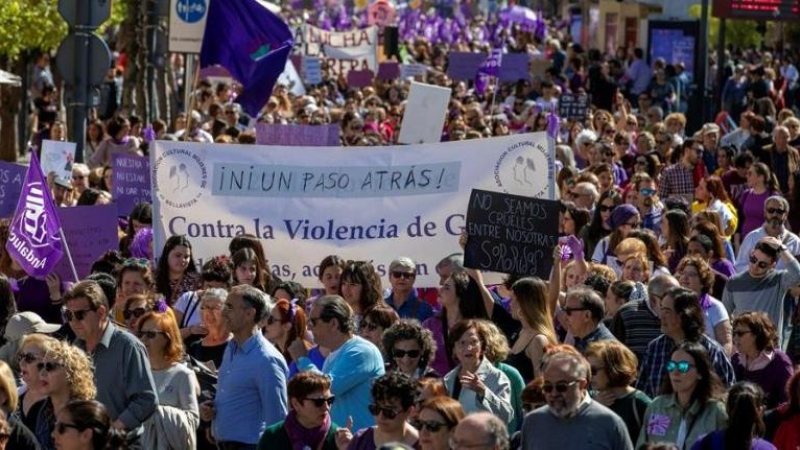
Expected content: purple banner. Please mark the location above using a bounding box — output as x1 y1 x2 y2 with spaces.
5 153 64 277
52 205 119 281
0 161 27 218
112 153 152 215
447 52 531 82
256 123 341 146
377 62 400 80
347 69 375 87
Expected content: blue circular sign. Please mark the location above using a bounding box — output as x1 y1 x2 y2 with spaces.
176 0 207 23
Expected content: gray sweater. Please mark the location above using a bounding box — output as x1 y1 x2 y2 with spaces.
722 258 800 348
521 397 633 450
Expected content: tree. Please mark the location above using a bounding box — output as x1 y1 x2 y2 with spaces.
688 5 773 50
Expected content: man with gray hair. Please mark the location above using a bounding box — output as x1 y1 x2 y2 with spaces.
521 350 633 449
612 275 679 361
289 295 385 432
452 412 509 450
568 181 598 211
573 129 597 169
435 253 464 285
734 195 800 272
562 287 617 353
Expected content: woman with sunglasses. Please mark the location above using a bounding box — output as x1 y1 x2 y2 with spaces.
636 342 727 449
342 372 420 450
416 396 465 450
731 312 794 409
51 400 126 450
0 360 39 449
15 334 59 434
136 310 199 449
174 255 232 344
264 299 312 366
155 235 200 307
187 288 231 371
112 259 155 325
382 319 438 379
34 340 96 450
120 294 159 330
579 190 623 260
257 371 339 450
360 306 400 353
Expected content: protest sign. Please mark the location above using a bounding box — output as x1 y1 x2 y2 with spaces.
302 56 322 85
398 82 450 145
112 153 152 215
300 25 378 83
52 205 119 281
377 62 400 80
255 124 341 146
463 189 560 279
0 161 26 218
277 59 306 96
399 63 427 79
447 52 531 82
41 140 76 181
151 133 554 286
558 93 591 121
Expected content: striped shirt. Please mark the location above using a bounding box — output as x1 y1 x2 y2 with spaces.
611 300 661 362
636 334 736 398
658 162 695 203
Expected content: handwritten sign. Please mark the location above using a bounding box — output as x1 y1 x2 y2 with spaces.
0 161 27 218
300 25 378 83
112 153 151 215
255 124 341 146
53 205 120 281
464 189 560 279
41 140 76 180
559 93 591 121
447 52 531 82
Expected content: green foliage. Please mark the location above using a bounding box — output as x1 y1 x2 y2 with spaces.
688 4 771 49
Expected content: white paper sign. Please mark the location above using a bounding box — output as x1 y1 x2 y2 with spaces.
277 60 306 96
400 64 428 79
398 82 451 145
302 56 323 85
40 140 76 181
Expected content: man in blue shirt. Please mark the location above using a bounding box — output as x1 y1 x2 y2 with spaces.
385 257 433 322
200 285 288 450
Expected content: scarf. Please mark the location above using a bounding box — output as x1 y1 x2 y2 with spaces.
698 292 712 310
284 410 331 450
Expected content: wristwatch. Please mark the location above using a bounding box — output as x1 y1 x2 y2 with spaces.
778 243 788 254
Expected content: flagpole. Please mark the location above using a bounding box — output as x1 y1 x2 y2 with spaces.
59 228 80 282
183 55 201 142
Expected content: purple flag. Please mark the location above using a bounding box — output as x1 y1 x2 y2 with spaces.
547 110 560 139
474 49 502 95
200 0 294 117
5 153 64 277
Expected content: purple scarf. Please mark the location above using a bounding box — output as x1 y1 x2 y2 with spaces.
698 292 712 310
284 410 331 450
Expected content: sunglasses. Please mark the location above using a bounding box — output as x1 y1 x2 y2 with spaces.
17 352 38 364
666 360 695 374
303 396 336 407
392 271 415 279
562 307 588 316
37 361 63 373
137 330 167 339
368 404 400 419
55 422 82 434
416 420 447 433
542 379 579 394
749 255 771 269
766 207 786 215
639 188 656 196
62 307 96 322
598 204 615 212
394 349 421 359
123 307 150 320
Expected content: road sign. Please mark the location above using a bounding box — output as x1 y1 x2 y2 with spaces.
59 0 112 28
169 0 209 53
56 33 112 86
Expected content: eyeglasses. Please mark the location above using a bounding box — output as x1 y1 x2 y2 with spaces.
590 366 604 377
392 271 415 279
123 258 149 267
37 361 63 373
749 254 771 269
766 207 786 215
137 330 167 340
361 321 379 332
666 360 695 374
542 379 580 394
17 352 38 364
598 204 615 212
62 307 97 322
416 419 448 432
562 306 588 316
639 188 656 196
200 305 223 312
55 422 82 434
394 349 421 359
123 307 150 320
368 404 400 419
266 315 282 325
733 330 752 337
303 396 336 407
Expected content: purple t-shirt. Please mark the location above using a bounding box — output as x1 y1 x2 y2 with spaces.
348 427 420 450
423 315 453 377
740 189 775 237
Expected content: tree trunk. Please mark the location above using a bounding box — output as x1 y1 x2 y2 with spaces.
0 59 25 163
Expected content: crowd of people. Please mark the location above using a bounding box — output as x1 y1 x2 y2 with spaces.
4 2 800 450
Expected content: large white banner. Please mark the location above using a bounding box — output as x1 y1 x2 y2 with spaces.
151 134 554 286
298 25 378 78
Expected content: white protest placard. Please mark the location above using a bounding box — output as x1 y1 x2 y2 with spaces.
300 25 378 80
40 140 76 181
277 59 306 96
398 82 450 145
169 0 209 53
302 56 322 85
151 133 555 287
399 63 428 79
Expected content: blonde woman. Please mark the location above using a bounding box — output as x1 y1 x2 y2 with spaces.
14 334 59 433
507 278 557 382
34 340 96 450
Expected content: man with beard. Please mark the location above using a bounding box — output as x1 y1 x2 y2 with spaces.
635 173 664 236
734 196 800 272
520 349 632 450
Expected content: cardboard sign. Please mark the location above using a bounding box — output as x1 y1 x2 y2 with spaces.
558 93 591 121
41 140 76 181
255 124 341 146
112 153 152 215
447 52 531 82
53 205 120 281
300 25 378 84
0 161 27 218
303 56 323 85
464 189 560 279
398 82 450 144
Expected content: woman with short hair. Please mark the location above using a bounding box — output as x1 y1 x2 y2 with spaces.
675 256 732 355
382 319 438 379
51 400 127 450
359 306 399 352
416 396 465 450
339 260 385 325
174 255 232 342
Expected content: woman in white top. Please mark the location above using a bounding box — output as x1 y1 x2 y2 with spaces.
675 256 733 356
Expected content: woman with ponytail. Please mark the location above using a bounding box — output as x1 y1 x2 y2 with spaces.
51 400 127 450
691 382 775 450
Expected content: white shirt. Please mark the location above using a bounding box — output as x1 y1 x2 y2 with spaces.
734 227 800 272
